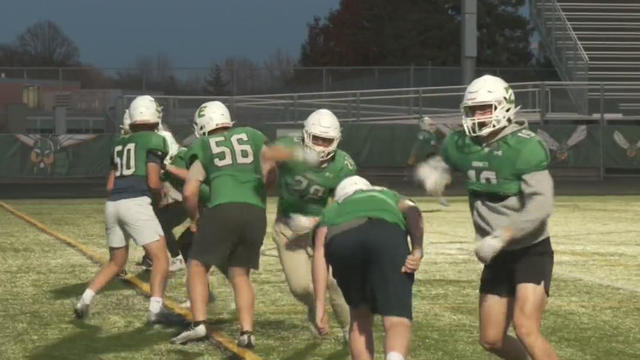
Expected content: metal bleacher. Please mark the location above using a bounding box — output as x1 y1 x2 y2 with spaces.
531 0 640 116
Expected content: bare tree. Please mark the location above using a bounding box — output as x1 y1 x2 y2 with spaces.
264 49 295 89
16 20 80 66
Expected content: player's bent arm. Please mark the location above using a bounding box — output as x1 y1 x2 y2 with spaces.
260 147 278 186
312 226 329 311
106 170 115 194
146 162 163 205
183 160 205 224
503 170 554 242
164 165 189 181
312 225 330 335
399 199 424 259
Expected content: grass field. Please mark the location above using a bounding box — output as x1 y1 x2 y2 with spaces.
1 196 639 360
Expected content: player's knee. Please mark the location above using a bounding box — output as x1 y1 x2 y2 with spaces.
479 335 504 352
513 317 540 342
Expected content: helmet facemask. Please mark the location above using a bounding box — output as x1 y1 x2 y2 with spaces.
460 75 520 137
303 130 340 161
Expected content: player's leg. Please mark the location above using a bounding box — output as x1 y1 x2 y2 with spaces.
156 202 187 270
349 305 375 360
479 294 528 359
124 197 170 320
272 220 316 317
512 283 557 360
367 219 414 359
170 257 210 344
512 238 557 360
478 251 529 359
227 204 266 348
382 316 411 360
74 245 129 319
75 200 129 319
327 269 351 340
228 266 255 347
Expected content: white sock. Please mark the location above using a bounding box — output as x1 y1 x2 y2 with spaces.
81 289 95 305
386 351 405 360
149 297 163 313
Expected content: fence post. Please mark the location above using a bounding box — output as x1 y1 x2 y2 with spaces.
322 68 327 92
599 83 605 180
356 91 361 122
540 82 547 124
142 73 146 92
58 68 63 89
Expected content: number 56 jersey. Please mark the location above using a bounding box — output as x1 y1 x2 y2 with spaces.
186 127 267 209
109 131 168 201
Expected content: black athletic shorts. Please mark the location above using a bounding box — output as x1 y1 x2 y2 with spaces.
189 203 266 271
480 237 554 297
326 218 414 320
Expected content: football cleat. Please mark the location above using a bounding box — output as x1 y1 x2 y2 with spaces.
170 323 208 345
138 255 152 270
73 301 90 320
236 330 255 349
169 255 186 272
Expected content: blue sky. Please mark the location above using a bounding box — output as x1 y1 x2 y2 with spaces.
0 0 341 68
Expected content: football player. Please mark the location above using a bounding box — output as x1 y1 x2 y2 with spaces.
313 176 423 360
408 116 448 206
271 109 356 340
419 74 558 360
74 95 173 324
170 101 281 347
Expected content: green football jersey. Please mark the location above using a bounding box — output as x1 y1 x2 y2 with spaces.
186 126 267 209
275 136 357 217
109 131 167 200
319 188 406 230
441 128 549 196
162 148 210 201
410 130 440 162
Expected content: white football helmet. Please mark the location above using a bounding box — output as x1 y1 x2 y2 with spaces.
120 109 131 134
419 116 436 132
334 175 371 203
460 74 520 137
128 95 162 125
193 101 233 137
303 109 341 161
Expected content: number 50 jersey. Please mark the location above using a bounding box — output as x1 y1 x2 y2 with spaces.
441 128 550 197
186 127 267 209
109 131 168 201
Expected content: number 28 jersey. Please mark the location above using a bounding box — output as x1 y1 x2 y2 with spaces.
109 131 168 200
441 129 549 197
275 136 357 217
186 126 267 209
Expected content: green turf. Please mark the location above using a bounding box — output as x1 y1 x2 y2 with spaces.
0 196 639 359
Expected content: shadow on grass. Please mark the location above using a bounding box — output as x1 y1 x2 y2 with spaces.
29 321 195 360
50 280 131 300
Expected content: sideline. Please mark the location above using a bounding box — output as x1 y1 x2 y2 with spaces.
0 200 263 360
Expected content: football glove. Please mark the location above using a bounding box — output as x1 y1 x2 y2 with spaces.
415 156 451 197
288 213 319 234
474 233 508 264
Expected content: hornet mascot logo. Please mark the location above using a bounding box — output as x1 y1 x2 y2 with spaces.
14 134 97 176
537 125 587 162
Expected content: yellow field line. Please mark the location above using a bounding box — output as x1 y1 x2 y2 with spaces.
0 200 263 360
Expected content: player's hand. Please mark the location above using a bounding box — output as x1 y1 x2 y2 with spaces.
401 248 423 273
415 156 451 197
475 233 507 264
315 307 329 336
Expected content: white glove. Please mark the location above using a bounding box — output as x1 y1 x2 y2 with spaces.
415 156 451 197
288 213 319 234
475 233 508 264
292 146 321 166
